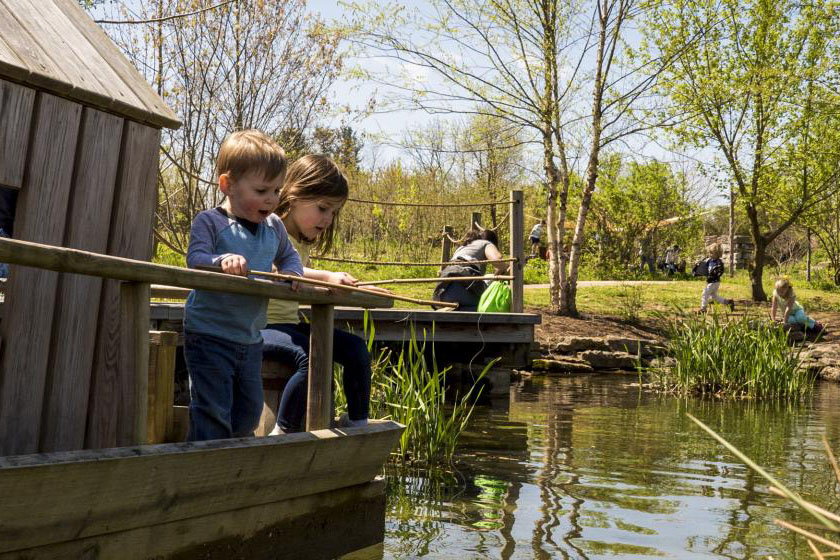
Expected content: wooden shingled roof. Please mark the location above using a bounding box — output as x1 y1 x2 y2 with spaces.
0 0 180 129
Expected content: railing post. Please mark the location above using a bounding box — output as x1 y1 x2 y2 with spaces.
510 190 524 313
118 281 150 445
471 211 482 232
306 304 335 431
147 330 177 444
441 225 453 271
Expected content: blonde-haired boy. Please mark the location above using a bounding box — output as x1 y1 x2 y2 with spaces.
184 129 303 441
699 242 734 313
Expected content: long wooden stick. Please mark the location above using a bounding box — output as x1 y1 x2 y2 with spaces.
242 269 458 309
358 275 513 286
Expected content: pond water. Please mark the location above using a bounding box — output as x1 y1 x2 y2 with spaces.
346 374 840 559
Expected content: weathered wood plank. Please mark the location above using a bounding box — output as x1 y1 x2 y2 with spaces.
0 79 35 189
0 34 28 83
147 331 177 444
87 122 160 449
0 422 402 553
117 282 151 446
0 238 396 309
26 0 149 122
0 3 73 94
0 93 81 456
0 479 386 560
52 0 181 129
307 304 335 431
1 0 114 104
148 303 541 325
38 108 123 452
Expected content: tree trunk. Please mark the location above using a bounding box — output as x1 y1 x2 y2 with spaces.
729 187 735 277
543 130 561 314
750 237 767 301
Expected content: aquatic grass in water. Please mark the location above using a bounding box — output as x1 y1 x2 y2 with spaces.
651 311 816 399
335 313 487 468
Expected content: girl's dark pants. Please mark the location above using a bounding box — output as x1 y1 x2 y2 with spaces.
261 323 371 432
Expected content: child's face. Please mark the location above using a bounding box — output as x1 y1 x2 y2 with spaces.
220 171 282 223
286 197 345 242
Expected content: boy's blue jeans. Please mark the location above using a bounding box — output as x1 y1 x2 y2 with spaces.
184 331 264 441
262 323 371 432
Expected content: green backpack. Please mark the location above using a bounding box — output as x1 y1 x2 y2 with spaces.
477 281 512 313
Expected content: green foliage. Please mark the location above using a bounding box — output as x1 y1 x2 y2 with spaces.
588 155 703 270
650 312 816 399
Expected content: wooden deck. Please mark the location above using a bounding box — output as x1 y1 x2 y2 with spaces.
0 421 401 559
151 303 541 369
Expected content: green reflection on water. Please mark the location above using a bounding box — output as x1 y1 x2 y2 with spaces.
348 375 840 559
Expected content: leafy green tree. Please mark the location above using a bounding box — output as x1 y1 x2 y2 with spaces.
589 156 700 269
643 0 840 300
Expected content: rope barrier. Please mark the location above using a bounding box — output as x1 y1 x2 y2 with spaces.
358 275 513 287
484 211 511 231
346 197 511 208
309 255 516 267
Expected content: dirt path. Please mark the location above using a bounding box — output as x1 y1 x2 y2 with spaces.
525 280 672 290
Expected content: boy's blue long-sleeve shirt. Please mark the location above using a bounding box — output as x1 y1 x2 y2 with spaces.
184 208 304 344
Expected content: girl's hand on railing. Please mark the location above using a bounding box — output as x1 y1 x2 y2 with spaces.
328 271 358 286
221 254 249 276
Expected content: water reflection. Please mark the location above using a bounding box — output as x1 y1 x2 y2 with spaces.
347 375 840 559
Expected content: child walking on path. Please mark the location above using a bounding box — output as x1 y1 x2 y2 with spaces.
771 278 824 332
261 155 381 434
699 243 735 313
184 130 303 441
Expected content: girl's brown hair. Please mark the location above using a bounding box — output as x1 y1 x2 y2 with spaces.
276 154 349 252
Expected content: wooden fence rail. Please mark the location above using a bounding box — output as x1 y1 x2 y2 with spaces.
0 237 394 452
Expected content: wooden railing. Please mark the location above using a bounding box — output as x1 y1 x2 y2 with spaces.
0 237 393 444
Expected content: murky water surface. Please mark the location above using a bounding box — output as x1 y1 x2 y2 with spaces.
347 375 840 559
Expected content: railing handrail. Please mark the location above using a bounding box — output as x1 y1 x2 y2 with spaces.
0 237 393 309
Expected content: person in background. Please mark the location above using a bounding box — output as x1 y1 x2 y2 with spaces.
699 242 735 313
771 277 824 333
529 219 545 258
433 229 508 311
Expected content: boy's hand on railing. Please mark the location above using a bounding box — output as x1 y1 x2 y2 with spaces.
220 254 249 276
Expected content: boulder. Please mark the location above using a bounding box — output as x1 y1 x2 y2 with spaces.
553 337 609 354
820 366 840 382
604 336 664 357
578 350 638 370
531 357 594 374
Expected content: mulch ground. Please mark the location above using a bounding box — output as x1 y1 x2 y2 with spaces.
528 306 840 348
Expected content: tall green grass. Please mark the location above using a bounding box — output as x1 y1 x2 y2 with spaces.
334 314 488 469
650 311 816 399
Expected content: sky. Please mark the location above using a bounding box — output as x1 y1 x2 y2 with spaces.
89 0 724 205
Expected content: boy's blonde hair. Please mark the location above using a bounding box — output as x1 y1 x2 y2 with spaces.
707 243 723 259
216 129 286 182
774 277 795 302
276 154 349 253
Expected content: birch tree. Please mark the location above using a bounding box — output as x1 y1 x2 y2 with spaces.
348 0 669 315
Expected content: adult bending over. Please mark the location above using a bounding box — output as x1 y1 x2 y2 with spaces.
432 229 507 311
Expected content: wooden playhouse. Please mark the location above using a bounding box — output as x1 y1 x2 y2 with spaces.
0 2 401 558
